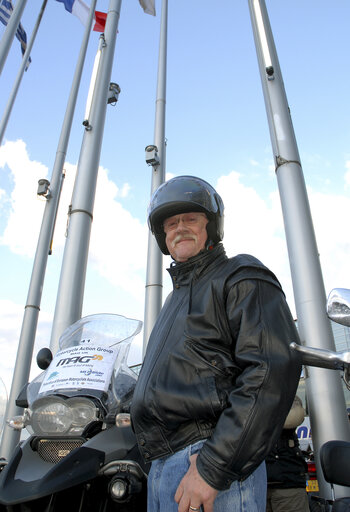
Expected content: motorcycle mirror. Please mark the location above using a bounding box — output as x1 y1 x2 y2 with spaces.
36 347 53 370
327 288 350 327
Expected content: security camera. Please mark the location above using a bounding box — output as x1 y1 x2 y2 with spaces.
37 179 51 197
107 82 121 104
145 145 160 166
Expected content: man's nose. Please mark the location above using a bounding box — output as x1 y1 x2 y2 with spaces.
175 218 188 231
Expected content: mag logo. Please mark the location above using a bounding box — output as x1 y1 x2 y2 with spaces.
56 354 104 366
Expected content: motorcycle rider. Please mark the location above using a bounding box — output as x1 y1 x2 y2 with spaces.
266 395 310 512
131 175 301 512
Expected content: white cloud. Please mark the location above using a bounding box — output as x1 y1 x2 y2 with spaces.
216 171 293 307
308 188 350 294
0 141 148 389
0 140 48 256
165 172 175 181
0 299 52 390
345 161 350 189
0 141 147 301
119 183 131 198
1 144 350 403
89 171 148 299
215 171 350 317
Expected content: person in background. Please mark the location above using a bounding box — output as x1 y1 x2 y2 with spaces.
131 176 301 512
266 395 310 512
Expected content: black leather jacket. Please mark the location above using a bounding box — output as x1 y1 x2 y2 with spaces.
131 244 301 490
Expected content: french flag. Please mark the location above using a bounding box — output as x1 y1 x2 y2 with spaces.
56 0 107 32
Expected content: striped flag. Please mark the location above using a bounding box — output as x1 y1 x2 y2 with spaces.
55 0 107 31
139 0 156 16
0 0 31 68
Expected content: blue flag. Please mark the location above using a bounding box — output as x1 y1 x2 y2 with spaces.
0 0 31 68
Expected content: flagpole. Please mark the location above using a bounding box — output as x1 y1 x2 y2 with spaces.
0 0 97 460
142 0 168 355
0 0 27 76
0 0 47 146
248 0 350 499
49 0 122 354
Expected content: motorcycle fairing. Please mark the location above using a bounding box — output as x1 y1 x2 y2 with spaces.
0 425 139 505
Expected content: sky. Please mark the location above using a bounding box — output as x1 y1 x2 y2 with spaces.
0 0 350 414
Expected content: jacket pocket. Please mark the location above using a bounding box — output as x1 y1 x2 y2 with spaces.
185 338 237 378
204 375 223 416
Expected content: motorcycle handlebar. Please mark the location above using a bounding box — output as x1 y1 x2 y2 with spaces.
289 342 350 371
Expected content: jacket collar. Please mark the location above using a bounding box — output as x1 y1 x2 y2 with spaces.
167 243 226 286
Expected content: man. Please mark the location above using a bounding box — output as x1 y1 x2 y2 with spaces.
131 176 301 512
266 396 310 512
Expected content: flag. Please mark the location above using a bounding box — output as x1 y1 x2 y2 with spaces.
139 0 156 16
93 10 106 32
0 0 31 68
56 0 89 25
55 0 107 32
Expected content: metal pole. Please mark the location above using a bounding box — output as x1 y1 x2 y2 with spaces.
142 0 168 356
49 0 122 354
0 0 27 75
0 0 97 460
248 0 350 499
0 0 47 146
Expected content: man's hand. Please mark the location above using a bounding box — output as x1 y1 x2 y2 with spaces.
174 454 218 512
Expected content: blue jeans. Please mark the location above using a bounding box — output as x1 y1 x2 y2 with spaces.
147 440 267 512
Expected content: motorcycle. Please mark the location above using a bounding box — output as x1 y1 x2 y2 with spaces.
291 288 350 512
0 313 149 511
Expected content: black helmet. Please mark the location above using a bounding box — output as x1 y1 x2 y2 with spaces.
148 175 224 255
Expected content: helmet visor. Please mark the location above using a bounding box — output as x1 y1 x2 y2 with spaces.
148 176 221 234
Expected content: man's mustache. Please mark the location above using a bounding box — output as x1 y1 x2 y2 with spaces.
171 234 197 248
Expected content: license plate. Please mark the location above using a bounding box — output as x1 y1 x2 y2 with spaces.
306 480 319 492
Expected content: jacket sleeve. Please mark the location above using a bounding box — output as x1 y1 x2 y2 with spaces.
196 277 301 490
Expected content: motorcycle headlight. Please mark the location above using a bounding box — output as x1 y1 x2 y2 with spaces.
30 396 99 436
